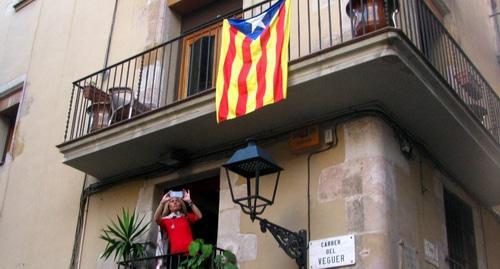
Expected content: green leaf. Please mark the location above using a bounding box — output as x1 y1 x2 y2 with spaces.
179 259 189 267
130 216 148 241
99 208 150 262
108 221 127 241
117 211 128 237
194 257 203 267
189 240 201 256
223 250 237 264
201 244 213 259
224 264 239 269
214 255 223 264
188 258 196 267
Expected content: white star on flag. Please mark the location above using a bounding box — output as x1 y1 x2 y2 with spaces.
249 12 267 33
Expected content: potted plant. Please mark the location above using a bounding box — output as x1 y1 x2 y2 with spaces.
179 239 238 269
99 208 149 267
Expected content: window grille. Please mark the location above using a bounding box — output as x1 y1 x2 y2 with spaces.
444 190 478 269
187 35 216 96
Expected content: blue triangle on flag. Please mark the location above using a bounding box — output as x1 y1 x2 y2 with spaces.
228 0 284 40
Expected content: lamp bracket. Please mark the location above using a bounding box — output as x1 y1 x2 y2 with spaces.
254 216 307 269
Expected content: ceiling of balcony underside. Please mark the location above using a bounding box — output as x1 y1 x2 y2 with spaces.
58 32 500 207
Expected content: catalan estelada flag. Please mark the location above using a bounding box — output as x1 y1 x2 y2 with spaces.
216 0 291 122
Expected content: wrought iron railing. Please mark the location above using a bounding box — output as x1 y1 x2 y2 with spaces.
394 0 500 142
117 248 224 269
64 0 499 143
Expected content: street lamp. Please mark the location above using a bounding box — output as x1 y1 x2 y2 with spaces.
223 139 307 269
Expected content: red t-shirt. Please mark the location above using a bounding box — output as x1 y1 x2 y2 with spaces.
160 213 200 254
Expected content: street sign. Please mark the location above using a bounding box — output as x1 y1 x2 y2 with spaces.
309 235 356 269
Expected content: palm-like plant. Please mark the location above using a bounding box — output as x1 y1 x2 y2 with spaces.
99 208 149 263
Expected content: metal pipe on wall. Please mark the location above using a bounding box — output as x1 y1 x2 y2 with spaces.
70 1 119 267
490 0 500 63
104 0 119 70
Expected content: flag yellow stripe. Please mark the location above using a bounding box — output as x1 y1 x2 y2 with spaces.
263 19 278 106
226 31 246 120
216 21 231 120
245 39 262 113
281 0 291 99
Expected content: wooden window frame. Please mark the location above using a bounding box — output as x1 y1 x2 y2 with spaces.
177 23 222 100
0 88 22 165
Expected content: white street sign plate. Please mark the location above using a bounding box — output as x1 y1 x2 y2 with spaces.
309 235 356 269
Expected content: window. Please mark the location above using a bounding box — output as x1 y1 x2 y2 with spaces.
444 189 478 269
0 88 22 164
178 25 221 99
175 0 243 100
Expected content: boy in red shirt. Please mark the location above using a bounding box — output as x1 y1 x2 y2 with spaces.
154 189 202 254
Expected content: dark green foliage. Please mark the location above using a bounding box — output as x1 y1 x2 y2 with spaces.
213 249 238 269
99 208 149 262
179 239 238 269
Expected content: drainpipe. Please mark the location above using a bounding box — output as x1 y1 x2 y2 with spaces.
70 174 89 269
491 0 500 63
104 0 119 69
70 1 119 268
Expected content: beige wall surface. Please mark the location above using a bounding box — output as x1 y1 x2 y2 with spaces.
79 181 144 269
105 0 178 67
482 209 500 269
0 0 173 268
0 0 41 86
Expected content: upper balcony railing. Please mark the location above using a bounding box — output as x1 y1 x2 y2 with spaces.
64 0 500 144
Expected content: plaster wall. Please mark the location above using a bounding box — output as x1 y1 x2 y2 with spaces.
0 0 40 86
482 209 500 269
79 181 144 269
105 0 177 66
0 0 177 268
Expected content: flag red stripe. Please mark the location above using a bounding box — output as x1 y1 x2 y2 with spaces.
256 27 270 109
218 27 237 122
236 37 252 116
273 1 286 102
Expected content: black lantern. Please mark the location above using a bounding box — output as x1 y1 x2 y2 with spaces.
223 139 282 218
223 139 307 269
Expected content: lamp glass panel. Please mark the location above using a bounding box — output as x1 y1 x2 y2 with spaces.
254 173 279 204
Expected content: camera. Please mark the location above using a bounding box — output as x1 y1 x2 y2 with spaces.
170 191 184 198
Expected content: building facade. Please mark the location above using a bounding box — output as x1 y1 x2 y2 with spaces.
0 0 499 269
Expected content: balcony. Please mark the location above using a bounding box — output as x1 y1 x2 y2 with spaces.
117 249 225 269
58 0 500 207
